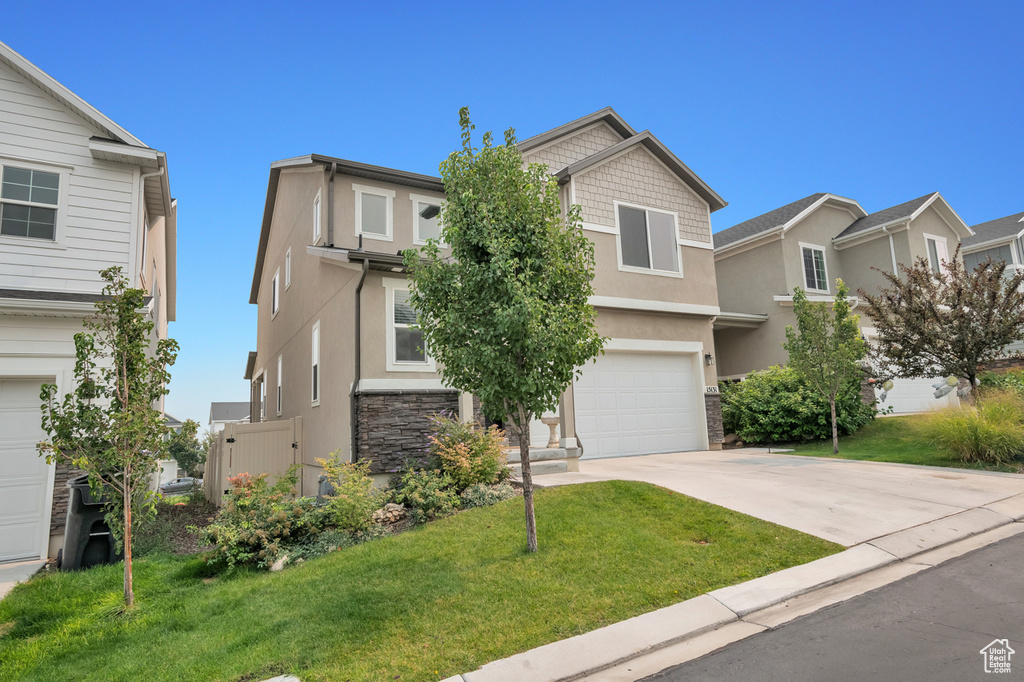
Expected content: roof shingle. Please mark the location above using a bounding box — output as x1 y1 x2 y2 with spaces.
962 211 1024 249
713 193 826 249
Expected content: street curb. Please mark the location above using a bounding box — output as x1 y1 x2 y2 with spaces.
446 513 1024 682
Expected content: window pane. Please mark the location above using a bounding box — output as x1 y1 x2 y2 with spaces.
417 202 441 241
1 167 31 201
1 204 29 236
312 364 318 401
394 290 417 324
813 250 827 289
927 240 940 272
27 208 56 240
619 206 650 268
396 327 426 362
963 251 982 271
361 193 387 235
648 211 679 272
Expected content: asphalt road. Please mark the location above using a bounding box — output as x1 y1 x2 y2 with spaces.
644 532 1024 681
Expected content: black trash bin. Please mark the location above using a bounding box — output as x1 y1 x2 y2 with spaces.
61 475 122 570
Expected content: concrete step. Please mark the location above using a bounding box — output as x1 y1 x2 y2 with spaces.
505 447 573 463
509 460 569 477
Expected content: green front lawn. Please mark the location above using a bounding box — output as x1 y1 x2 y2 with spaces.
0 481 839 682
788 415 1024 472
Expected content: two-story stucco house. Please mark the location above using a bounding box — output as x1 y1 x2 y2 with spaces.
712 191 973 413
0 41 177 564
961 210 1024 356
246 108 727 493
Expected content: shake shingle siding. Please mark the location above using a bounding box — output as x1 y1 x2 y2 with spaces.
521 123 625 173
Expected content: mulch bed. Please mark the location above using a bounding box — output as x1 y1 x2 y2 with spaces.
155 499 218 555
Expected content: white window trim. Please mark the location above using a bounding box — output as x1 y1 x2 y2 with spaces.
285 247 292 289
924 233 950 273
799 242 830 293
311 320 321 407
410 193 446 246
276 355 283 416
383 278 436 373
271 268 280 318
613 200 684 279
353 183 395 242
313 189 322 243
254 369 266 422
0 157 71 248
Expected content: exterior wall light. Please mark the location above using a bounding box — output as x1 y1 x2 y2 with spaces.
705 353 714 366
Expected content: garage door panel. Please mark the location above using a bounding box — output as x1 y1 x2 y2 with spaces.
1 378 52 563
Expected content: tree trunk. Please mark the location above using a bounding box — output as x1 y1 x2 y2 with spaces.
519 435 538 553
830 397 839 455
123 475 134 608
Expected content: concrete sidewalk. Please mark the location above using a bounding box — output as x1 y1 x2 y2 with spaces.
441 450 1024 682
0 560 46 601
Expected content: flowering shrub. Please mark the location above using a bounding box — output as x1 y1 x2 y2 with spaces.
316 452 382 533
428 412 509 491
198 467 314 569
460 483 517 509
389 468 460 524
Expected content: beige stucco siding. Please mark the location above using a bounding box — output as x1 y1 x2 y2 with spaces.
574 146 712 244
779 206 856 294
905 205 963 265
715 238 787 313
837 234 895 297
714 308 796 378
521 122 624 172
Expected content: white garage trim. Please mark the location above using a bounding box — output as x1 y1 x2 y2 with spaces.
604 338 705 355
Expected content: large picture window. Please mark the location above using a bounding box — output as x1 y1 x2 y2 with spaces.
616 204 680 274
801 244 828 292
0 165 59 240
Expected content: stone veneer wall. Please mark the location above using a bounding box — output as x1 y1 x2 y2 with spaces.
354 389 459 474
50 461 85 535
981 357 1024 373
704 393 724 445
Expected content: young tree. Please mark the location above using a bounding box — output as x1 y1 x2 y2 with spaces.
405 108 605 552
38 267 178 607
783 280 868 454
861 250 1024 389
168 419 205 477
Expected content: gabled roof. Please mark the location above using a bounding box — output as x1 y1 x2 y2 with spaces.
0 40 146 148
962 210 1024 251
554 130 727 212
209 402 250 424
833 191 973 243
517 107 636 153
714 193 866 250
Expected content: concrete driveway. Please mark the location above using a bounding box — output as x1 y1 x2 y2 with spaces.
533 449 1024 546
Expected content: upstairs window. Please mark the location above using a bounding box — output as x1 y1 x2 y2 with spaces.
311 321 320 405
616 204 680 274
271 269 280 317
925 234 950 274
1 165 59 240
384 279 435 372
411 194 443 244
354 184 394 241
276 355 283 416
964 245 1012 271
801 244 828 292
285 247 292 288
313 191 322 242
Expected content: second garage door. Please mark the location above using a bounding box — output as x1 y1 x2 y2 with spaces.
573 351 702 459
0 378 52 563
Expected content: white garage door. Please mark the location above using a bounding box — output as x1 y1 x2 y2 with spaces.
0 378 52 563
574 352 701 459
878 377 959 415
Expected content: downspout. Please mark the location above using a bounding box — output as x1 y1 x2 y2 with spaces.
882 224 899 276
350 254 369 461
327 162 337 247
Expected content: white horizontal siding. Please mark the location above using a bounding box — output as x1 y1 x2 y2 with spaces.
0 60 137 295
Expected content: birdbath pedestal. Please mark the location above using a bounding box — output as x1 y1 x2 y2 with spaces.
540 416 560 449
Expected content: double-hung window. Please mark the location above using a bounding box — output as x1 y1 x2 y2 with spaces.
354 184 394 241
285 247 292 289
411 194 443 245
616 203 680 275
276 355 283 416
925 234 949 274
800 244 828 292
313 190 322 243
311 321 320 406
0 164 60 241
271 268 280 317
384 279 434 372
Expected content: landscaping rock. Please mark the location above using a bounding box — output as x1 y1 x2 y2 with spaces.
372 503 408 525
723 433 745 449
270 555 289 572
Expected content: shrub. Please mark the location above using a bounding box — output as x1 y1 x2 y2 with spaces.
921 389 1024 464
721 365 875 443
460 483 517 509
979 369 1024 399
389 468 460 524
315 452 382 533
197 467 315 570
428 412 510 491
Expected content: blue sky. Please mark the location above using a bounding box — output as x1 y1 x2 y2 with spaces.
4 0 1022 428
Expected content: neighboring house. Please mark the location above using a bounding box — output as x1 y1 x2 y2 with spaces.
208 401 250 434
0 41 177 564
961 210 1024 356
713 191 973 414
246 108 728 493
164 413 184 436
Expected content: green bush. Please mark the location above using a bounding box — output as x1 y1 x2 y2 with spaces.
197 467 315 570
460 483 517 509
389 468 460 524
721 365 876 444
979 369 1024 399
315 453 382 533
428 412 510 491
922 390 1024 464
